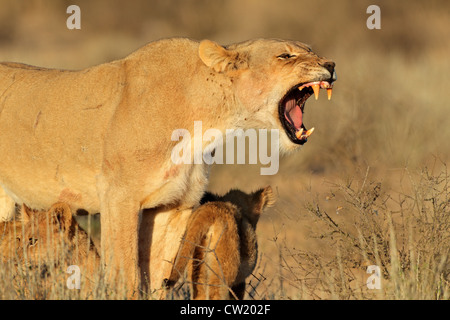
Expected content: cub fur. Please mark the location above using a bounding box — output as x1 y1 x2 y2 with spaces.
0 217 22 263
0 203 100 296
17 204 100 287
165 186 275 300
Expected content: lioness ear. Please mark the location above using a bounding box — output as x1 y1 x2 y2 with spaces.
199 40 244 73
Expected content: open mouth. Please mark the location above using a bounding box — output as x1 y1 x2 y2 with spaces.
278 81 333 145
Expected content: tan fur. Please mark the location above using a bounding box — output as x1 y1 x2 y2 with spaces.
0 218 23 262
166 186 275 300
0 187 15 222
0 203 100 296
138 205 193 298
17 204 100 288
0 38 334 294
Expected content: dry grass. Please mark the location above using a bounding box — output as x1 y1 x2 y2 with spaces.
0 0 449 299
277 164 449 300
0 214 128 300
1 165 448 300
198 164 449 300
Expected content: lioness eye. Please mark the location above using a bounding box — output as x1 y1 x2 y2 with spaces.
277 53 296 59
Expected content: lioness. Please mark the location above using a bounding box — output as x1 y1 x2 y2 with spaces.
0 38 335 294
165 186 275 300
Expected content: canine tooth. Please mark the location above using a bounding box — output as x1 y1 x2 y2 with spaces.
327 88 333 100
298 86 304 91
312 84 320 100
305 127 315 137
295 128 304 139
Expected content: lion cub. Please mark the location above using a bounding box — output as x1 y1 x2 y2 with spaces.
0 203 100 297
16 203 100 286
165 186 275 300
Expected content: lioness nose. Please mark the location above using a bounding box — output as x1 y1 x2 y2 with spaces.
322 61 335 75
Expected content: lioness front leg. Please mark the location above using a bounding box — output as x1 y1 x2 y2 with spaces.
98 182 141 299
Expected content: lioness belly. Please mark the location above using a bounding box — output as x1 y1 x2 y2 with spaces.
0 167 100 212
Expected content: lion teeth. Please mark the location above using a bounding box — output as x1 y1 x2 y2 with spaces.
295 128 314 140
297 81 333 102
327 88 332 100
312 84 320 100
305 127 315 137
321 82 330 89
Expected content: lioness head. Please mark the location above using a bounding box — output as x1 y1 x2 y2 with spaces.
199 39 336 152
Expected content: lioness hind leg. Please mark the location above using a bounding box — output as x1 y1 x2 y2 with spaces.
0 187 15 222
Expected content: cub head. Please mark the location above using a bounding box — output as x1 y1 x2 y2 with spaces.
199 39 336 153
201 186 276 228
18 203 81 266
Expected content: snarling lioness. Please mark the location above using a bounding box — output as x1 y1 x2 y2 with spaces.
0 38 336 295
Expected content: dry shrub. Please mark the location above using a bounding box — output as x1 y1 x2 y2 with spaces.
274 165 449 299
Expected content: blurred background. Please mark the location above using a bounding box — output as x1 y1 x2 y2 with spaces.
1 0 448 299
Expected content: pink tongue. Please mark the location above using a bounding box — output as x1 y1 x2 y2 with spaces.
285 102 303 130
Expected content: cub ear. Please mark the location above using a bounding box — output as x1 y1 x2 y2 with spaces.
21 204 32 223
199 40 245 73
200 191 218 205
252 186 277 215
50 203 76 234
